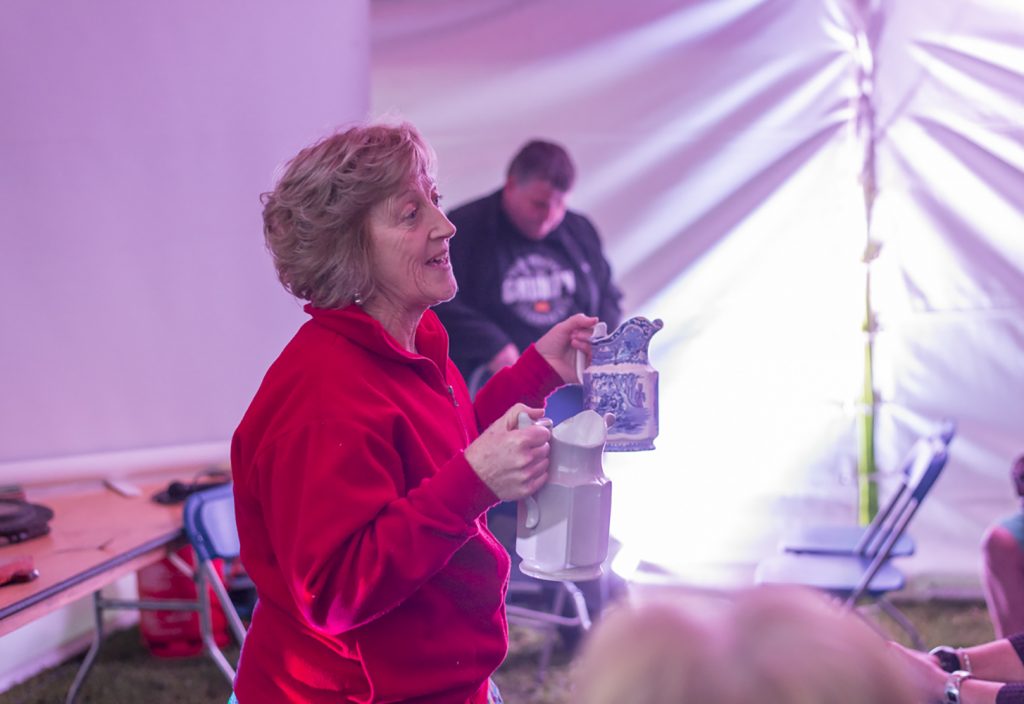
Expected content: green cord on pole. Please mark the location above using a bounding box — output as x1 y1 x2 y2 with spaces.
859 339 878 525
859 269 879 525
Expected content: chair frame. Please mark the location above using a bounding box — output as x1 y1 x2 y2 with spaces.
182 482 247 683
65 483 246 703
842 436 948 607
755 421 954 648
780 418 955 558
779 440 929 558
505 577 592 679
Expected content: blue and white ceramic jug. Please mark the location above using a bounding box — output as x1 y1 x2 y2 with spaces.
582 316 663 451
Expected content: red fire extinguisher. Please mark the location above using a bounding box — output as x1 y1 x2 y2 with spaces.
137 546 231 658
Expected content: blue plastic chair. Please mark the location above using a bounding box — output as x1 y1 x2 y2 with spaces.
755 426 952 648
779 420 956 558
182 482 248 682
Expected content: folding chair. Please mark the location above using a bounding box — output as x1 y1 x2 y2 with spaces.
182 482 248 682
778 420 955 558
485 500 591 681
63 483 247 703
754 431 951 648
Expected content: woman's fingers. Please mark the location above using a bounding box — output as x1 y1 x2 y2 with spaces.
466 404 552 500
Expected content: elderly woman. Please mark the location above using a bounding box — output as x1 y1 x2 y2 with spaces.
230 122 596 703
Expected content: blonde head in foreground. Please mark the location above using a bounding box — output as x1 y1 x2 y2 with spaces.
573 585 917 704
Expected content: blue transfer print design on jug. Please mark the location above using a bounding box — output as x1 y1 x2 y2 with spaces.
587 372 648 432
583 316 663 451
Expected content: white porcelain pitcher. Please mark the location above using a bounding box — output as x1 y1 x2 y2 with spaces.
515 410 613 581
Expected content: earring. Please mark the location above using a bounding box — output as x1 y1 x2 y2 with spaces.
353 292 365 305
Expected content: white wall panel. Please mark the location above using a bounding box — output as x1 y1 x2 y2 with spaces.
0 1 370 473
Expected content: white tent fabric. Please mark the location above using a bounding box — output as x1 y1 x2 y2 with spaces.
371 0 1024 592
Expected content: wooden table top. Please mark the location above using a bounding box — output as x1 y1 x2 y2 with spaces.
0 477 191 637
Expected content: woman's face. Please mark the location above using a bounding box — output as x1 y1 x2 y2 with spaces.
365 178 457 315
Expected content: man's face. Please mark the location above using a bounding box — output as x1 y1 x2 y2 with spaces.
501 177 568 241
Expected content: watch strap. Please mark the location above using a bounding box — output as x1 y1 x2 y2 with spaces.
945 669 972 704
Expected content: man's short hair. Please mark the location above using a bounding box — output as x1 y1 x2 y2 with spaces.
507 139 576 192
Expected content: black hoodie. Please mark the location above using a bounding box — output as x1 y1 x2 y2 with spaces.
435 189 623 376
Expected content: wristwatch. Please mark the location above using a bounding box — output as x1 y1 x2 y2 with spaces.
944 670 972 704
930 645 962 673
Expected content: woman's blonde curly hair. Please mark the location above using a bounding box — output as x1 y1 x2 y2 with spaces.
260 122 436 309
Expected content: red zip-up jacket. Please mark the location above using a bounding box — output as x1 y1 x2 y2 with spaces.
231 304 562 703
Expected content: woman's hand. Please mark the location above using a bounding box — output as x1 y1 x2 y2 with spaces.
535 313 600 384
888 642 947 702
465 404 551 501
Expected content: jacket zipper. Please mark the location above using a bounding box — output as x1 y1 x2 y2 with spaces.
445 383 471 445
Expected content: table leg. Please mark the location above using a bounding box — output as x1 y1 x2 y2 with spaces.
65 591 104 704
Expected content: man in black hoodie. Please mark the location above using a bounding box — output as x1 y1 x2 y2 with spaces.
436 138 622 420
436 140 625 630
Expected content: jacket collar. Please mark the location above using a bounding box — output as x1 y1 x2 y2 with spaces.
304 303 450 377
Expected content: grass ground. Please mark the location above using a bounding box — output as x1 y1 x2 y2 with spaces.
0 598 996 704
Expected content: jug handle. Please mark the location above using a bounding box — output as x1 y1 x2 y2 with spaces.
516 413 552 521
576 321 607 382
517 412 553 431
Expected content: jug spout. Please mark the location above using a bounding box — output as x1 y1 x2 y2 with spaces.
548 409 609 482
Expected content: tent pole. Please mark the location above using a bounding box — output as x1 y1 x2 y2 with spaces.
853 0 880 524
859 269 878 524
